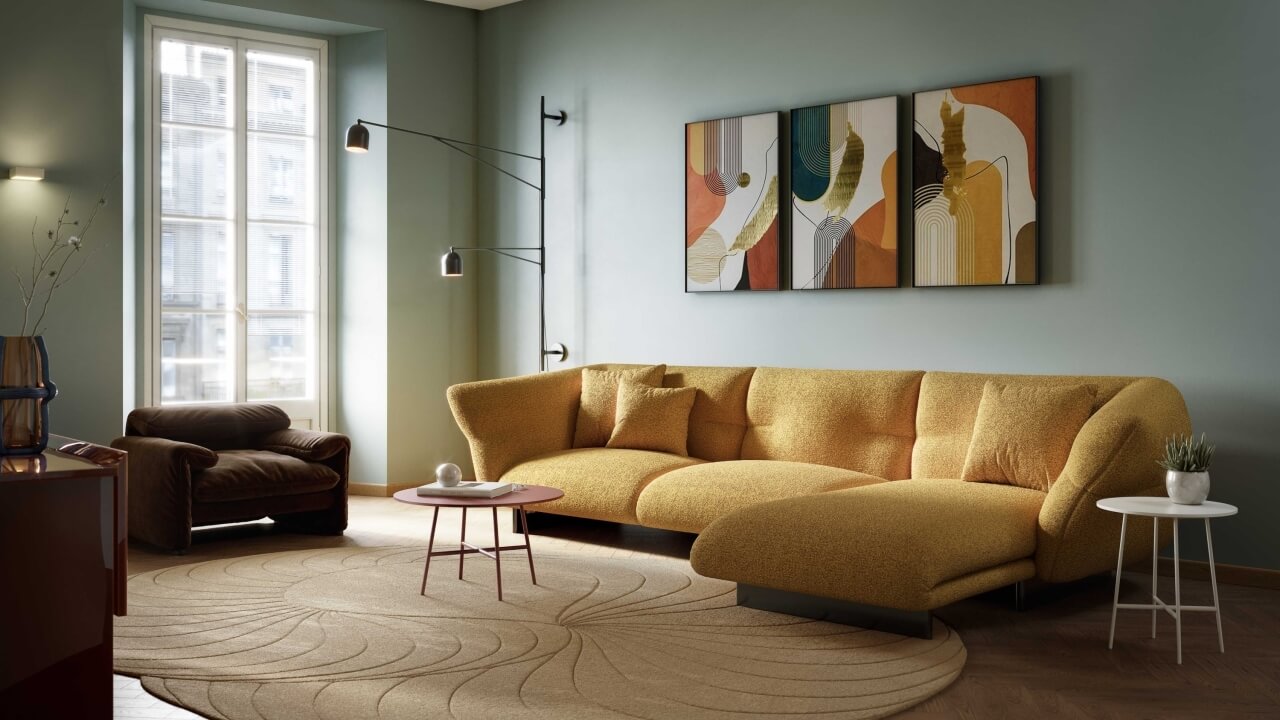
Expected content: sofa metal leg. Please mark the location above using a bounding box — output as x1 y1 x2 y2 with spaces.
736 584 933 639
512 508 524 534
1015 580 1027 611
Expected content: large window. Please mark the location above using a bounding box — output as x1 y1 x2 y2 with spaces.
144 16 327 427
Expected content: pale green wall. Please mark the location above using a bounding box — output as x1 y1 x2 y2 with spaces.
0 0 128 445
476 0 1280 569
2 0 479 486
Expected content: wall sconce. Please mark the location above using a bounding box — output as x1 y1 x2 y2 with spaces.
8 168 45 182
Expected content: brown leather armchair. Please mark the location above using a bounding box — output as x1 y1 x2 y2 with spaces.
112 403 350 552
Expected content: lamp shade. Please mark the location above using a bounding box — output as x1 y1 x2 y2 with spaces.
345 123 369 153
441 250 463 277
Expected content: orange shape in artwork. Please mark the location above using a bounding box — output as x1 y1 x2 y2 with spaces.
745 215 779 289
952 78 1037 199
686 125 726 247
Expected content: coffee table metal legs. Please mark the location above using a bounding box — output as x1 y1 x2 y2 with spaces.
492 507 503 600
418 505 541 602
420 506 439 596
519 506 537 585
1108 513 1127 649
459 507 467 580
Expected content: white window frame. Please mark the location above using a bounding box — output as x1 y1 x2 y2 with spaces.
142 14 329 429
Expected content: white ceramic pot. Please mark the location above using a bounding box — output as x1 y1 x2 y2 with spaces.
1166 470 1210 505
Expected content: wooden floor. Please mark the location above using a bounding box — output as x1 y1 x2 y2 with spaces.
117 496 1280 719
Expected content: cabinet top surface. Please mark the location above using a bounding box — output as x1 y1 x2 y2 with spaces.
0 436 122 480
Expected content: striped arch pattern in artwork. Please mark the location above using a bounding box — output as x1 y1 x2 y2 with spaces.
913 76 1039 287
790 95 899 290
686 112 781 292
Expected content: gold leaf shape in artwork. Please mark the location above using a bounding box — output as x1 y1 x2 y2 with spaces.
730 175 778 253
823 123 864 217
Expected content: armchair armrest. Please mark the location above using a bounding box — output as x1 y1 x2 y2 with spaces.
1036 378 1191 582
109 436 219 551
447 367 582 480
260 428 350 463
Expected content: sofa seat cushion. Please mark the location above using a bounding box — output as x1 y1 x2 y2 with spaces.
636 460 886 533
690 478 1045 611
502 448 703 524
193 450 341 503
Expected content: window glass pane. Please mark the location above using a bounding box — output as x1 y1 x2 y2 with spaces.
246 314 313 400
161 126 233 218
247 224 313 312
161 220 233 310
247 134 313 222
247 50 314 135
159 312 234 403
160 39 232 127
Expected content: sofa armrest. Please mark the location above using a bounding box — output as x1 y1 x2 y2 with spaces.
260 428 350 463
109 436 218 551
1036 378 1191 582
446 367 582 480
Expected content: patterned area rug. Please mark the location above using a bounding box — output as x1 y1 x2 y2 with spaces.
115 547 964 719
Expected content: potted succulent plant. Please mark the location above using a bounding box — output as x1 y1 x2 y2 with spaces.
1158 434 1215 505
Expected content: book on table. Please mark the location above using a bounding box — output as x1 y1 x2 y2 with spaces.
416 481 514 499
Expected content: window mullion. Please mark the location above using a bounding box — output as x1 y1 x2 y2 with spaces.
234 37 250 404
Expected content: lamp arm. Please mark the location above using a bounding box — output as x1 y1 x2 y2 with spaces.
449 246 543 268
357 120 543 192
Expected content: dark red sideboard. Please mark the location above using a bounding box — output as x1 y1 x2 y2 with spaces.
0 437 127 719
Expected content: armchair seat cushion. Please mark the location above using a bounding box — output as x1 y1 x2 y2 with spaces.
636 460 886 533
194 450 341 503
502 448 703 524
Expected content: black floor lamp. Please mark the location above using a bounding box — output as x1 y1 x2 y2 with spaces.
344 96 569 372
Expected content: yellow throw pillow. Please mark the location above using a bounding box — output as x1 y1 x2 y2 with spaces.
573 365 667 448
607 380 697 456
960 381 1097 492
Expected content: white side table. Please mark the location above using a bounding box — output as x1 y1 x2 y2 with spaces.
1096 496 1238 664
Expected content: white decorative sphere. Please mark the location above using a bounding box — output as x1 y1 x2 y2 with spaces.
435 462 463 487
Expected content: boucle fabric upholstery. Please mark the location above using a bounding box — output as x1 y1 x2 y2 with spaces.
663 365 755 461
607 381 698 456
447 366 583 480
503 448 703 524
691 479 1045 611
447 365 1193 607
912 372 1132 479
960 381 1097 492
739 368 923 480
573 365 666 448
636 461 885 533
1036 377 1190 581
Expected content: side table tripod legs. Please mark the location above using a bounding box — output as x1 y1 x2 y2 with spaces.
1108 513 1128 649
459 507 467 580
492 507 503 601
1206 518 1225 653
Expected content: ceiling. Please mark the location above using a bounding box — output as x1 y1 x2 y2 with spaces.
428 0 523 10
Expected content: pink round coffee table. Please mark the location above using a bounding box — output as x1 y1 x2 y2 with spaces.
393 484 563 601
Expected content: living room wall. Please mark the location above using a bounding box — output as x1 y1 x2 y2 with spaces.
476 0 1280 569
0 0 478 488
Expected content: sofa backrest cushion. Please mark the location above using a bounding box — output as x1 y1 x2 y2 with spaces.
740 368 924 479
663 366 755 462
913 372 1134 479
126 402 292 451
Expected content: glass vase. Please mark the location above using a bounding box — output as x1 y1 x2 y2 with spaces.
0 336 57 456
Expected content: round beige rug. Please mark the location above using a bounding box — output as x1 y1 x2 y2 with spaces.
115 547 964 719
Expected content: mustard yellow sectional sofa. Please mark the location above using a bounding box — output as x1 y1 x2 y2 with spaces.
447 365 1189 632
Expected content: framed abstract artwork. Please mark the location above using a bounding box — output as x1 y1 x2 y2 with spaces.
791 95 899 290
912 76 1039 287
685 111 781 292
